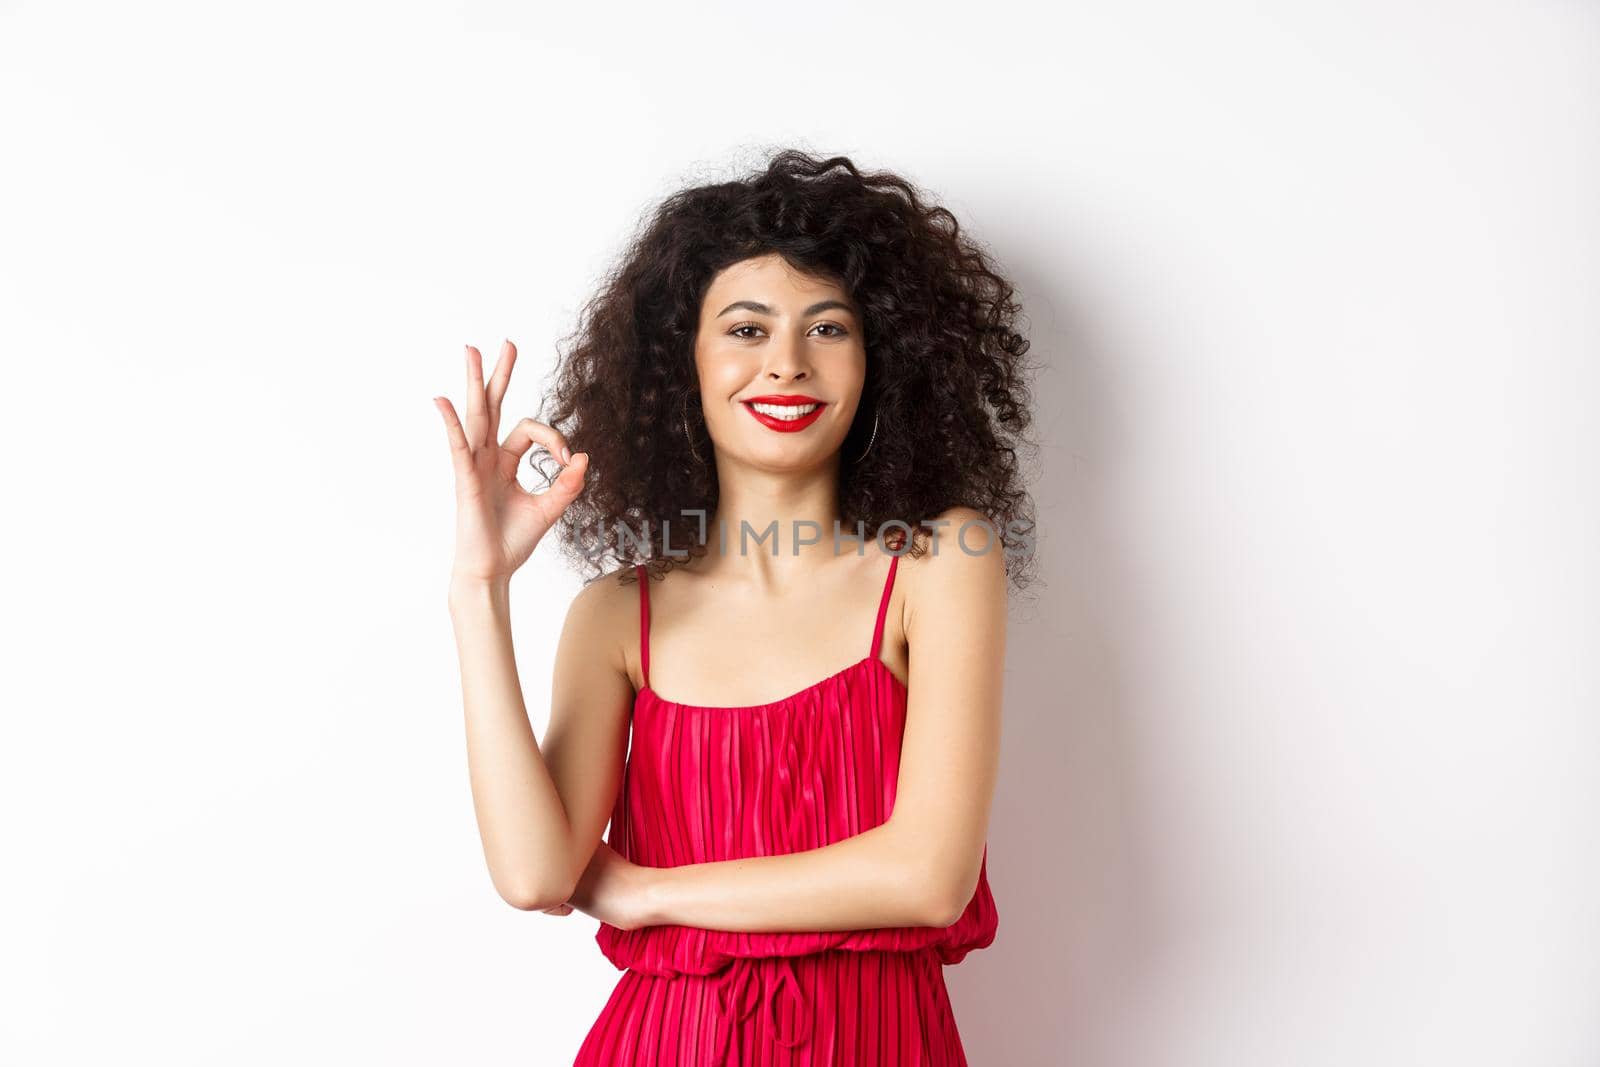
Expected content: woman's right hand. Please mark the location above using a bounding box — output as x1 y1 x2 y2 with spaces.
433 340 589 585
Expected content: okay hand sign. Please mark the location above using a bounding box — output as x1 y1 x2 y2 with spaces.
433 341 589 584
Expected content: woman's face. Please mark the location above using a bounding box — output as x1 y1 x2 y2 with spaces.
692 252 867 472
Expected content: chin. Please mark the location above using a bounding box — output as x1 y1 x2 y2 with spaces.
737 441 839 472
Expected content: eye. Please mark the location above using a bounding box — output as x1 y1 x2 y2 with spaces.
727 321 850 340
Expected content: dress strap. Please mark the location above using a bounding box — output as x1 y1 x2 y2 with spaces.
634 563 650 689
869 548 900 661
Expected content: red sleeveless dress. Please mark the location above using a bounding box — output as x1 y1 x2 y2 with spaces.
574 551 998 1065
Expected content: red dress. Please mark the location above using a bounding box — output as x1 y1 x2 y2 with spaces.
574 551 999 1065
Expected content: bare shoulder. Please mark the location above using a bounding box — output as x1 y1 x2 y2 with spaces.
899 506 1009 633
561 561 646 684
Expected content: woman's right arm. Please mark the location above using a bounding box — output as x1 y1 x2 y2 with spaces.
434 340 628 912
447 569 633 912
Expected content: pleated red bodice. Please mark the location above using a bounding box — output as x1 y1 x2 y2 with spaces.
594 551 999 980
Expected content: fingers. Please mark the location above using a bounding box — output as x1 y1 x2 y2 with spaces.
485 339 517 443
463 344 490 451
432 396 476 482
444 341 533 485
497 416 573 484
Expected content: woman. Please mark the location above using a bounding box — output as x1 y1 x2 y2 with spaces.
433 149 1038 1065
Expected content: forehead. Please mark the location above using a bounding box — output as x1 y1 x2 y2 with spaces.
703 253 847 304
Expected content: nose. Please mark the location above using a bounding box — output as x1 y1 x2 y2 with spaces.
762 332 811 383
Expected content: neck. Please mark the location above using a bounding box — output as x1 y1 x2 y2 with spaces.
693 458 861 571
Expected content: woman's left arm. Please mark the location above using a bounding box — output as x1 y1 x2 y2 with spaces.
577 514 1006 932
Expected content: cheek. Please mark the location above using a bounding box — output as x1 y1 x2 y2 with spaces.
837 363 868 412
693 360 747 435
696 349 747 398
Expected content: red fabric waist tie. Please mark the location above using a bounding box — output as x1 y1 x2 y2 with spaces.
710 955 812 1063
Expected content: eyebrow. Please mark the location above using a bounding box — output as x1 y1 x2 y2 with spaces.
715 299 855 319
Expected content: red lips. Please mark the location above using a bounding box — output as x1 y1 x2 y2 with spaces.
742 395 827 433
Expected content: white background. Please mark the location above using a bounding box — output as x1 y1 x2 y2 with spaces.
2 2 1596 1064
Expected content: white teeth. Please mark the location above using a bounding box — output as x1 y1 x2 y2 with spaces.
749 402 819 420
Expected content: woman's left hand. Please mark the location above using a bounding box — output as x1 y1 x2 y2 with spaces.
557 842 655 930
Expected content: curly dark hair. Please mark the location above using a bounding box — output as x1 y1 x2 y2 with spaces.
534 147 1040 590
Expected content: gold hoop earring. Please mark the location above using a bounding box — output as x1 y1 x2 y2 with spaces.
855 412 879 462
681 393 704 464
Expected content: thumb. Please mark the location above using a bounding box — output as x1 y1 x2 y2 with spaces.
533 451 589 521
551 451 590 498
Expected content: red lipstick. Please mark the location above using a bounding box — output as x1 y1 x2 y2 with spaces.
741 394 827 433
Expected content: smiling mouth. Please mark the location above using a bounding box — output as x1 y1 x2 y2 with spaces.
745 401 822 420
741 398 828 432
